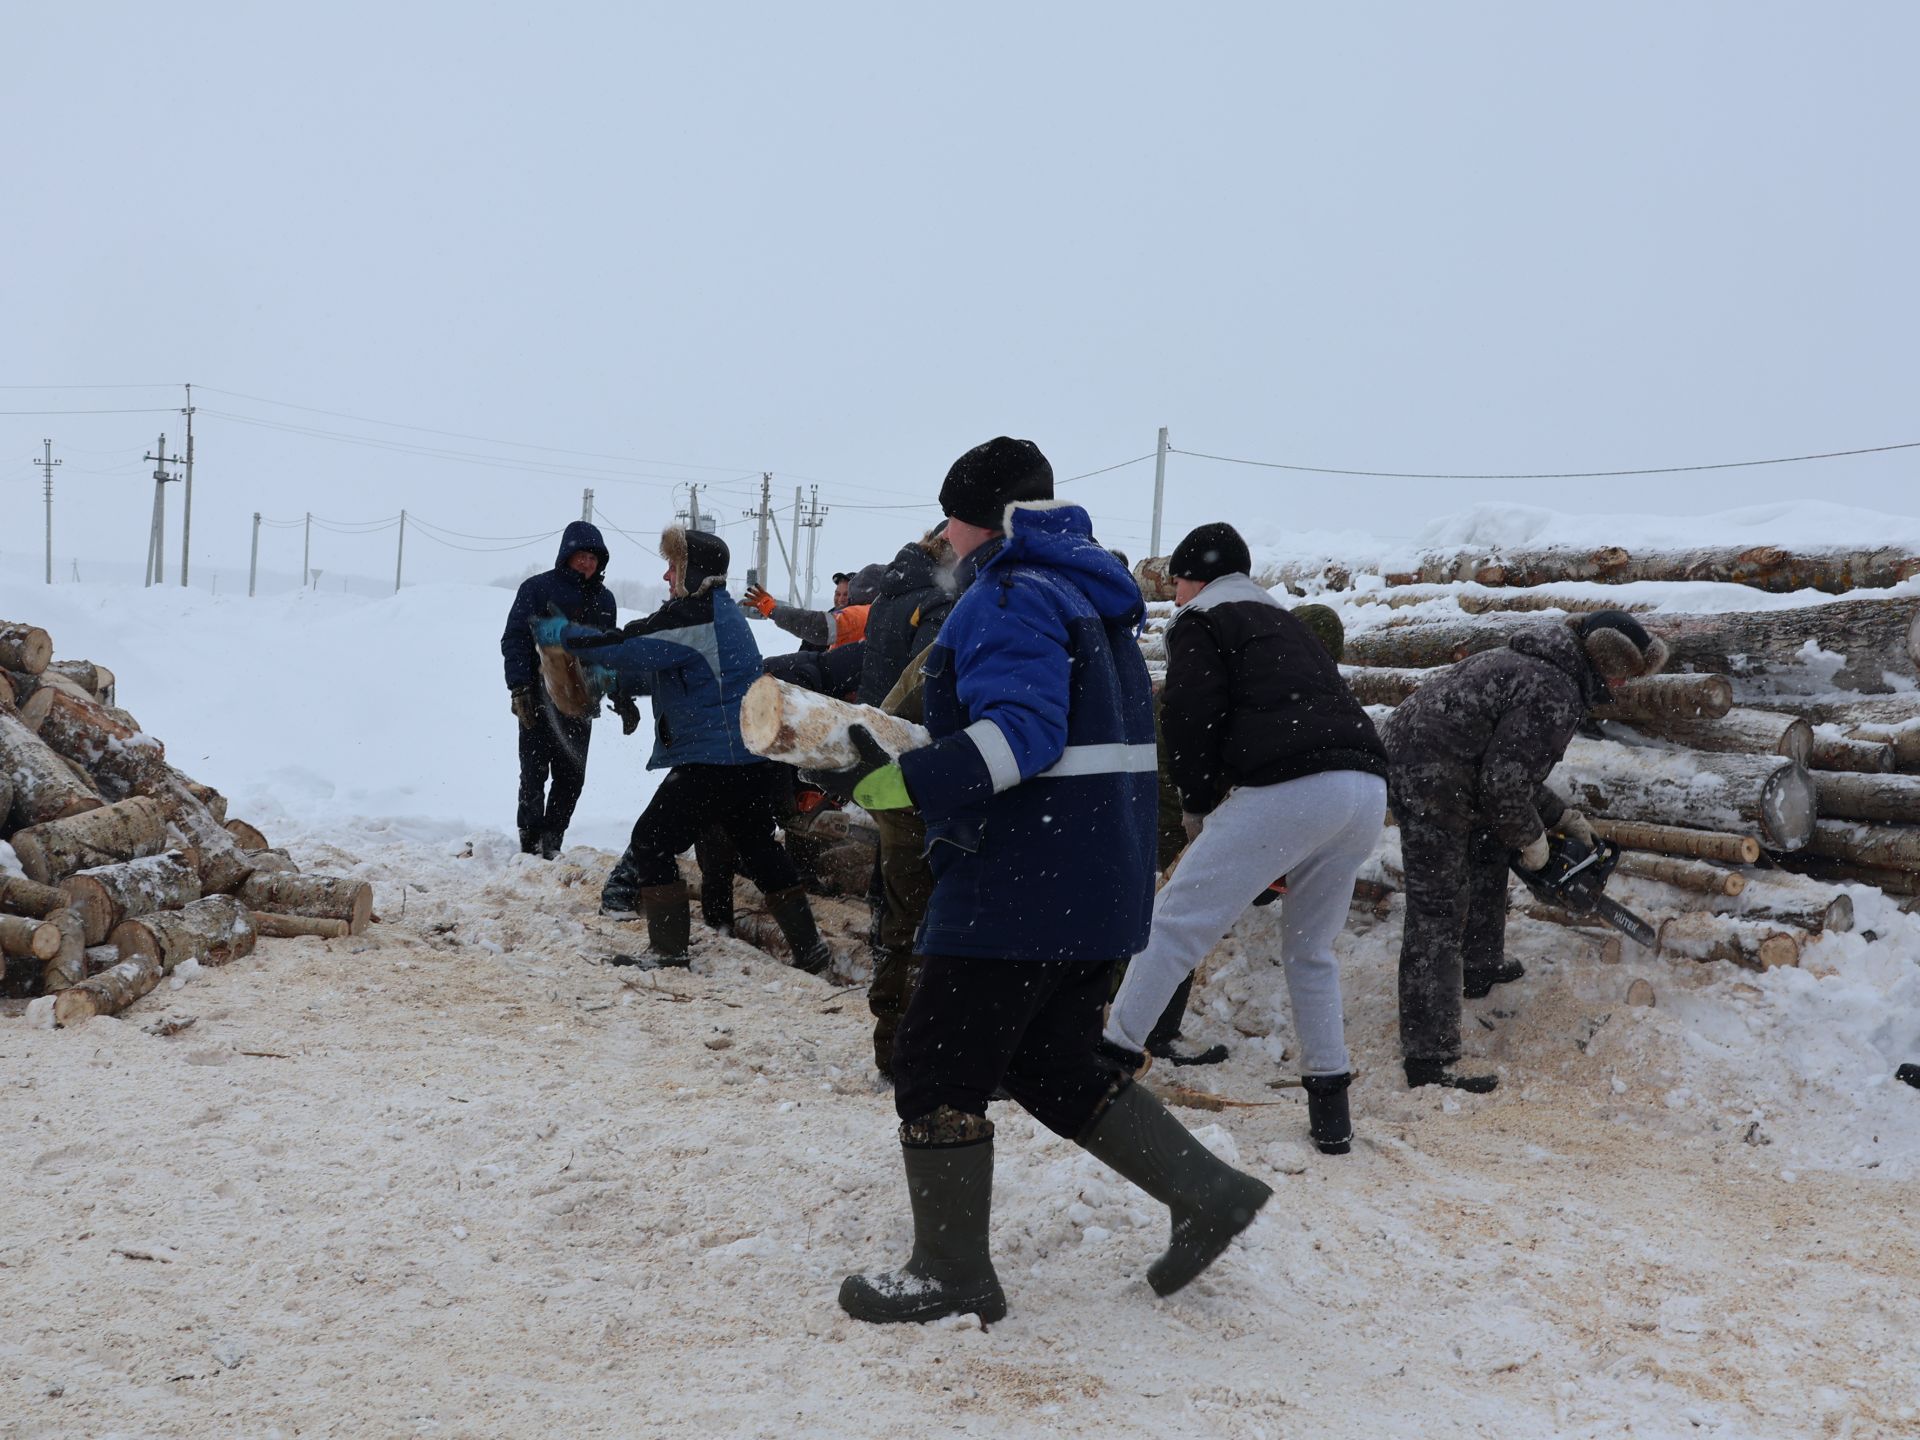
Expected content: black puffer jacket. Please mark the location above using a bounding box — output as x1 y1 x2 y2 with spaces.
1163 573 1387 815
856 541 956 706
1381 619 1602 849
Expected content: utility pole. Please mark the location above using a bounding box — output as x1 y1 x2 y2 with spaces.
789 485 803 602
32 440 60 585
1149 425 1169 558
581 487 594 523
302 513 312 588
143 434 184 587
179 383 195 587
800 484 827 607
249 513 261 597
744 472 772 589
394 510 408 593
688 483 703 533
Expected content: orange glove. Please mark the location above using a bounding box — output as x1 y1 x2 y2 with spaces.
741 584 777 618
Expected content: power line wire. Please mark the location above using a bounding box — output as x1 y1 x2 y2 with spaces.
1168 439 1920 482
1060 452 1159 484
0 407 177 416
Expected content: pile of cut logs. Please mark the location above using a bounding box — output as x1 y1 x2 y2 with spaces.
1135 542 1920 974
1 619 374 1026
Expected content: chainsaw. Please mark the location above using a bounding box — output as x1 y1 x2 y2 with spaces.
1512 833 1656 949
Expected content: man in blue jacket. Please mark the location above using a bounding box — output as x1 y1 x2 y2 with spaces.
542 526 832 973
819 438 1273 1325
500 520 620 858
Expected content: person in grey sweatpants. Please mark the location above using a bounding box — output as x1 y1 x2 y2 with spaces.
1101 522 1389 1154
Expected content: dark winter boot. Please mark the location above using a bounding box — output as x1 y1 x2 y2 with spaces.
599 849 642 919
700 880 735 936
839 1119 1007 1325
519 827 542 856
766 885 832 975
1147 1035 1231 1067
1462 959 1525 999
1404 1058 1499 1093
1076 1082 1273 1297
1301 1072 1353 1155
538 831 564 861
639 882 692 968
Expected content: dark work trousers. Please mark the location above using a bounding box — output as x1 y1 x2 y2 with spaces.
893 957 1129 1140
516 709 594 839
627 762 801 895
693 825 737 930
1393 796 1512 1066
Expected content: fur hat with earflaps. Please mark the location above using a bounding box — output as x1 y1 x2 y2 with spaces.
661 526 730 596
1573 609 1669 682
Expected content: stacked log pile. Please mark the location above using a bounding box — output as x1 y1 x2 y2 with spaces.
1 618 375 1023
1134 546 1920 971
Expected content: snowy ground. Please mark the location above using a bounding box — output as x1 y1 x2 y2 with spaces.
4 560 1920 1438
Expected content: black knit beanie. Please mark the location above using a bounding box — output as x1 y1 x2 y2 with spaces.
938 437 1054 529
1168 522 1252 584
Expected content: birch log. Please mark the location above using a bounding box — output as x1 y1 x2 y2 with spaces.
1339 666 1427 708
251 912 351 940
8 797 168 884
738 674 932 769
1613 852 1746 896
1801 818 1920 870
1390 546 1920 595
1622 707 1813 764
0 711 105 828
61 852 203 947
0 913 62 961
1762 699 1920 770
1515 904 1625 964
17 689 54 732
33 688 165 793
1456 591 1657 616
224 819 269 851
1584 818 1760 865
1782 855 1920 898
0 622 53 676
0 873 68 918
1656 912 1801 970
53 952 161 1025
134 767 255 893
1813 773 1920 824
1590 674 1736 722
1553 738 1817 852
236 873 374 933
537 644 597 719
1730 875 1855 935
109 894 257 972
41 908 88 991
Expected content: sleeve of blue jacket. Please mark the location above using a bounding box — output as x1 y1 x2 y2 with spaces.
500 580 540 690
896 590 1072 823
556 620 700 686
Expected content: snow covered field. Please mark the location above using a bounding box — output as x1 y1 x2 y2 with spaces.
4 553 1920 1438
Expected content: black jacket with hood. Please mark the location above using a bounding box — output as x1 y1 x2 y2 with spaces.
856 539 956 706
500 521 616 690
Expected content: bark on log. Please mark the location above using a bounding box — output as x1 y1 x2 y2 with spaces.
244 849 301 877
0 913 62 961
0 711 106 829
1729 876 1854 935
1801 818 1920 871
1457 591 1657 616
1656 912 1802 970
1760 699 1920 769
17 689 55 731
1622 707 1813 765
46 660 111 700
1587 817 1762 864
236 872 374 933
1515 903 1625 963
251 911 351 940
41 908 88 991
134 767 255 893
1554 738 1816 852
181 778 228 826
33 688 165 793
1813 772 1920 824
1589 675 1737 722
109 894 257 973
1389 545 1920 596
54 952 161 1026
8 797 168 884
1809 730 1897 774
224 819 269 851
738 674 932 769
537 644 597 719
1613 852 1746 896
0 873 68 918
1339 666 1427 708
1781 855 1920 897
83 945 122 978
0 622 53 676
61 852 203 947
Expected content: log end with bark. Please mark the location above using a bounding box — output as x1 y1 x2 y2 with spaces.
739 674 932 770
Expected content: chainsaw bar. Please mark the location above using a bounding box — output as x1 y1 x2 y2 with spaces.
1592 895 1657 950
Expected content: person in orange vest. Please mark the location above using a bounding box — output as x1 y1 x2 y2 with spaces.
740 563 884 650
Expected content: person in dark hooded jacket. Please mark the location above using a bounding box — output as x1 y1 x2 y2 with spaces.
855 524 956 707
1382 611 1668 1092
500 520 620 858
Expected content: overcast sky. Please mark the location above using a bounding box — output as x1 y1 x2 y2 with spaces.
4 2 1915 595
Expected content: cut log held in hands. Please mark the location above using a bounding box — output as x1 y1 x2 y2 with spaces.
1613 852 1746 896
0 913 63 962
1813 772 1920 824
1588 818 1762 865
109 894 257 973
61 851 203 947
0 873 68 919
1622 707 1813 765
54 951 161 1026
1554 738 1817 852
236 872 374 933
1801 818 1920 871
0 622 53 676
1657 912 1801 970
537 644 598 720
41 908 88 991
0 711 105 828
251 912 351 940
8 796 167 884
738 674 932 770
224 819 269 851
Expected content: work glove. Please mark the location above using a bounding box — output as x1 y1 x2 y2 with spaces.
510 686 538 731
1095 1034 1152 1078
610 693 642 736
1556 808 1596 847
802 724 911 810
740 584 778 618
1181 811 1206 843
1517 832 1551 872
531 612 570 648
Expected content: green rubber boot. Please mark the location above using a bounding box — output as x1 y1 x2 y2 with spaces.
838 1132 1007 1325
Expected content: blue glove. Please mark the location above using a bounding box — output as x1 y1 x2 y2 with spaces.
531 614 569 647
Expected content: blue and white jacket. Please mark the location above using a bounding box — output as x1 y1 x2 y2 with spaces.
555 584 763 770
900 502 1158 962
